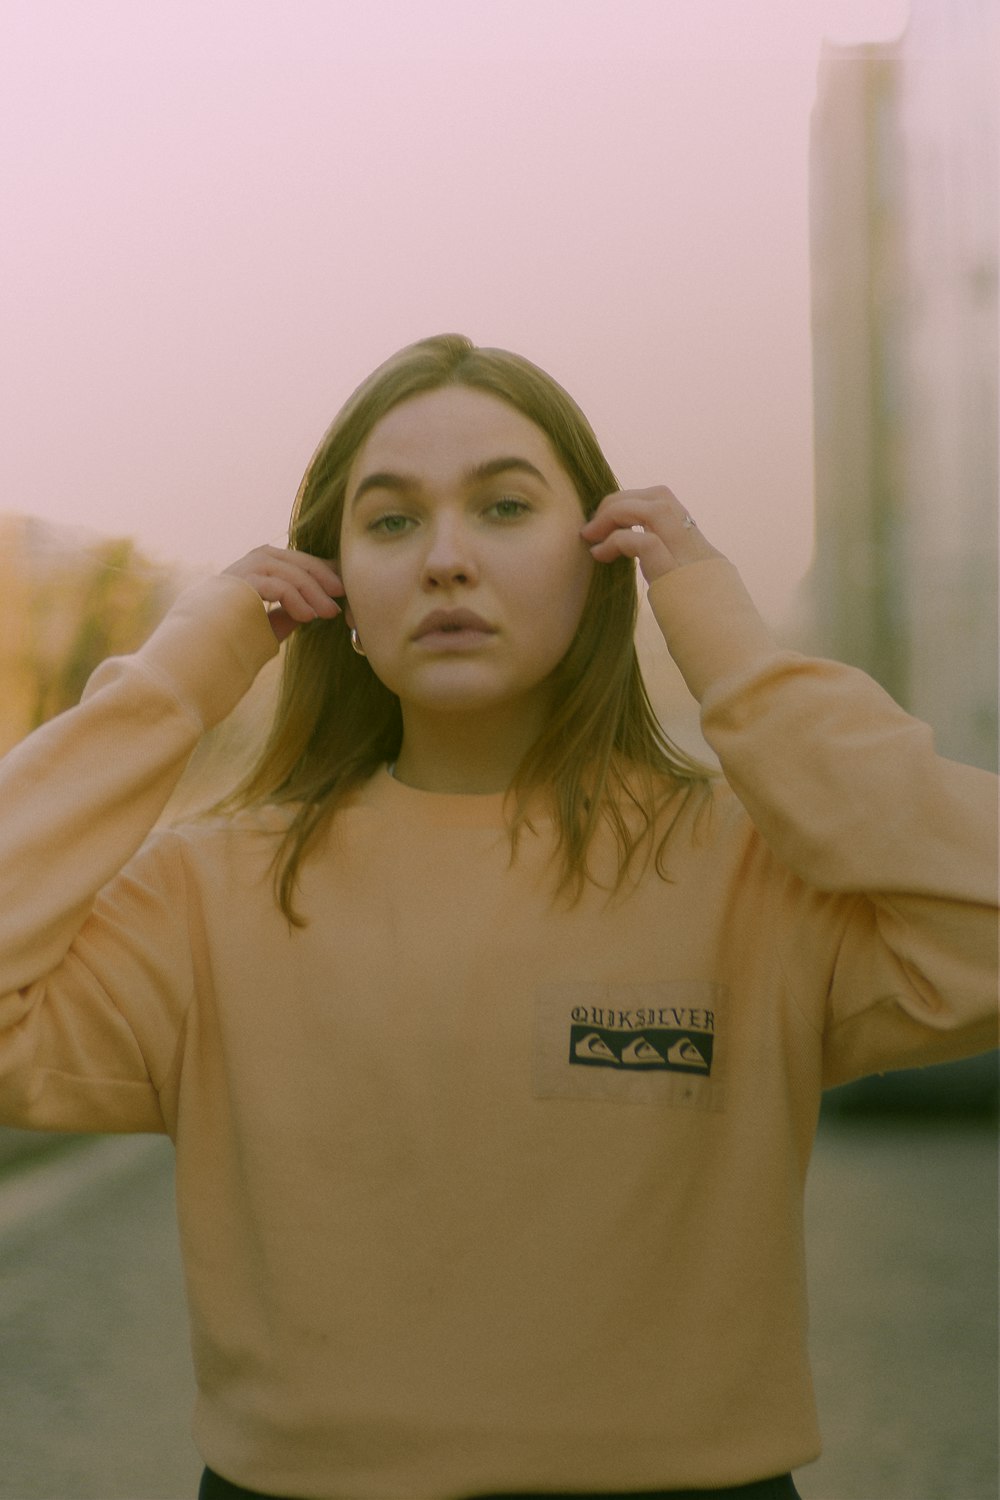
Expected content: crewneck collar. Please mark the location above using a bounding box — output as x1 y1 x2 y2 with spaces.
357 762 514 828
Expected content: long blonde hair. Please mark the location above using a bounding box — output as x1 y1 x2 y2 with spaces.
227 334 713 922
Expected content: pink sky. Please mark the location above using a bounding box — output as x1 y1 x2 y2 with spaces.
1 0 910 620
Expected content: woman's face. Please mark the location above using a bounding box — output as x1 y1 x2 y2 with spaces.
339 385 594 721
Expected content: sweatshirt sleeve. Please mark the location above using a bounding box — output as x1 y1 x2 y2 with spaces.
647 558 999 1086
0 573 279 1132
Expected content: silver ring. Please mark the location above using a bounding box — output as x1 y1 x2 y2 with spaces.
681 513 697 529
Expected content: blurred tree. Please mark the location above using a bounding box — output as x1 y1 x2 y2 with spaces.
0 516 179 752
0 513 282 817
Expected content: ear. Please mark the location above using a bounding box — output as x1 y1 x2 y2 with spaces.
333 557 356 631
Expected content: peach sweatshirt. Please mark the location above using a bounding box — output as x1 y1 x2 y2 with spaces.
0 560 996 1500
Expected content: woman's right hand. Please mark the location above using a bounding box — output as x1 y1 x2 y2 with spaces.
222 546 345 644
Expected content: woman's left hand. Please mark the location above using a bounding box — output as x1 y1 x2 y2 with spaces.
580 486 724 586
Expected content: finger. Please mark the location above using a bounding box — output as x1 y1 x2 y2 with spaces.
581 492 722 581
282 562 344 619
226 548 344 619
246 571 339 622
253 547 345 603
262 606 299 646
225 545 342 587
586 527 675 584
285 549 345 597
580 488 686 542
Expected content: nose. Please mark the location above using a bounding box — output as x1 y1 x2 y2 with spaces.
420 512 478 590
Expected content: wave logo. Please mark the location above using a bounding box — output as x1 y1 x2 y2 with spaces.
570 1025 713 1074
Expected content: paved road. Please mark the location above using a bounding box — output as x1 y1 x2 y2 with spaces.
0 1119 995 1500
800 1116 997 1500
0 1135 199 1500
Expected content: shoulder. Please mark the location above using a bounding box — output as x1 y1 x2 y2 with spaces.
655 770 756 855
167 802 293 851
122 803 295 886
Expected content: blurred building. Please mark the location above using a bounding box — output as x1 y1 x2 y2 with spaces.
805 0 998 773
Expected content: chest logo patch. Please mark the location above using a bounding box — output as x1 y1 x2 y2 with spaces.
535 981 727 1108
571 1024 713 1073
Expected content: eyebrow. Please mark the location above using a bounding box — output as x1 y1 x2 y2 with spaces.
349 456 551 508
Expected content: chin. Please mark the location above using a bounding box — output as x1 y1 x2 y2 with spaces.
399 671 534 716
408 687 510 715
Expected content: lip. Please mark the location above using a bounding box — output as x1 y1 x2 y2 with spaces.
412 608 496 641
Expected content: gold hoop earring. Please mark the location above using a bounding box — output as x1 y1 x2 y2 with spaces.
349 627 366 657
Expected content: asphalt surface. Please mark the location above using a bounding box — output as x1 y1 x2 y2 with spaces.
0 1117 995 1500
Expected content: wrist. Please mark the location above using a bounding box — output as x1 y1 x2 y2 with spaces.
646 558 776 702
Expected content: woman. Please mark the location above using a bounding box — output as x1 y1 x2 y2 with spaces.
0 334 995 1500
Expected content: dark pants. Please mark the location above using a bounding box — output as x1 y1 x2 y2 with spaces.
199 1465 802 1500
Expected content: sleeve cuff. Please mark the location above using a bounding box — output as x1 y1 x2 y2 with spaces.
86 573 280 731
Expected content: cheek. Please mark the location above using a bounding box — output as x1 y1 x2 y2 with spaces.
524 541 594 655
339 548 404 633
338 557 409 693
556 542 595 627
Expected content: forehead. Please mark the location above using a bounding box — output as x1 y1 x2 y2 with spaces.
348 386 562 484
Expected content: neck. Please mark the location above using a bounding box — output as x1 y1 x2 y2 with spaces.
391 699 549 794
